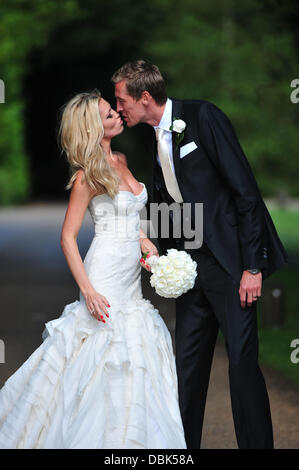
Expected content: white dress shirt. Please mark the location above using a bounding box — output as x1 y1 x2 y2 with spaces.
153 98 176 175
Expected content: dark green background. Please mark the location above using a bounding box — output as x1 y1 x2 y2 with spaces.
0 0 299 203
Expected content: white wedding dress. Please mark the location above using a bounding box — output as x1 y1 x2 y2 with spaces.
0 182 186 449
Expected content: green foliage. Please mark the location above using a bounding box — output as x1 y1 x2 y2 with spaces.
0 0 82 205
269 208 299 253
0 0 298 204
256 207 299 385
145 0 299 197
258 326 299 386
258 266 299 386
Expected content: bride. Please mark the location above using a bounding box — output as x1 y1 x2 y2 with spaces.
0 90 186 449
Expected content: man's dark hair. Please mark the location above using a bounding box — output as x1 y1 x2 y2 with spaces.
111 59 167 105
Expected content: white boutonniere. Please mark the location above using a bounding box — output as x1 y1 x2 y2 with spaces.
169 117 186 149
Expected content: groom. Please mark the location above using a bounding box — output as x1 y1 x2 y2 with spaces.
112 60 287 449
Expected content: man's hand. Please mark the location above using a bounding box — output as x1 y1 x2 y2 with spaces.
239 271 262 308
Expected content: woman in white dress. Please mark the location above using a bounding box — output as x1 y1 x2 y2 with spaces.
0 90 186 449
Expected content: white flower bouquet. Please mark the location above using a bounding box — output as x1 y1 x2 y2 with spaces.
143 248 198 298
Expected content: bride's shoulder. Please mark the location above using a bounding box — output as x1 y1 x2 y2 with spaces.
73 168 88 188
73 169 99 199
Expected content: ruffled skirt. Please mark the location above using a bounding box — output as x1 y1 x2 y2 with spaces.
0 296 186 449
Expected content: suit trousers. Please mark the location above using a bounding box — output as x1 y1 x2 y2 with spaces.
175 244 274 449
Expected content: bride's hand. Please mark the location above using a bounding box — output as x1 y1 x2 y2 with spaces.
140 238 159 272
84 289 110 323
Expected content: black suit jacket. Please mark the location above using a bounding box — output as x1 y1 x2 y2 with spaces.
146 98 288 283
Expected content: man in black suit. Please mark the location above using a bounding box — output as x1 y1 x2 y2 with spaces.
112 60 288 449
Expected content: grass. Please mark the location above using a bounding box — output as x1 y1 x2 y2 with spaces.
258 267 299 386
268 208 299 254
257 208 299 385
258 326 299 386
218 208 299 385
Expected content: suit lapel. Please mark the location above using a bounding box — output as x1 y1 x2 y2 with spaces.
171 99 184 182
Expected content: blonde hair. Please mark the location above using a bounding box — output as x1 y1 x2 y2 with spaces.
59 90 120 199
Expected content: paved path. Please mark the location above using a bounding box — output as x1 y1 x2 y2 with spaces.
0 203 298 448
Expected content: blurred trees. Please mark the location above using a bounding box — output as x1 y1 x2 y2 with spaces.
21 0 163 199
0 0 298 204
0 0 82 204
145 0 299 197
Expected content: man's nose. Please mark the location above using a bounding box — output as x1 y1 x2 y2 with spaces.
116 102 122 113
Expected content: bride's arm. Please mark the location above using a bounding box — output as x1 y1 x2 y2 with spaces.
139 227 148 243
139 228 159 271
139 228 159 255
60 169 110 322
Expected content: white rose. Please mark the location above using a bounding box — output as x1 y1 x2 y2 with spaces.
172 119 186 133
147 255 159 268
148 248 197 298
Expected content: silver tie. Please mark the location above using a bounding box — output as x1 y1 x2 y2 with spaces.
155 128 183 203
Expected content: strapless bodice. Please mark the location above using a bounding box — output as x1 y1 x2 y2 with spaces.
88 182 147 240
